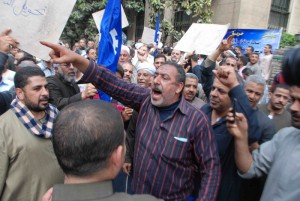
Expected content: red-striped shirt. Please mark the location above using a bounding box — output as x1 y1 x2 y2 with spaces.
81 61 221 201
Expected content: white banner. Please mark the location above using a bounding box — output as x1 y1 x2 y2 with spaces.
174 23 230 55
0 0 77 60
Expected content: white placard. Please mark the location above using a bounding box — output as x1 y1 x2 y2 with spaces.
92 4 129 32
174 23 230 55
141 27 161 45
0 0 77 60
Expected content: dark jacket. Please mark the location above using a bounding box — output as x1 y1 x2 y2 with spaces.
47 75 81 110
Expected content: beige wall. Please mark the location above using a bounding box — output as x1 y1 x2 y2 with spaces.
212 0 272 29
287 0 300 34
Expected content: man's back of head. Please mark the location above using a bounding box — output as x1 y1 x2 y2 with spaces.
53 100 125 179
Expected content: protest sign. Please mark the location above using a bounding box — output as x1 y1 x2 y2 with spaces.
174 23 230 55
92 4 128 32
0 0 77 60
141 27 162 45
224 28 283 53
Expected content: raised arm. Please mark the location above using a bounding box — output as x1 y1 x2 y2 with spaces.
227 111 253 173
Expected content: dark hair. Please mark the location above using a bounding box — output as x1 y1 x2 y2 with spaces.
86 48 95 55
247 46 254 52
163 47 172 56
16 51 36 65
116 64 124 78
239 55 249 66
282 48 300 87
154 53 166 62
242 68 253 76
162 61 185 85
251 52 259 57
52 100 124 176
266 44 272 49
14 66 45 88
191 54 199 62
271 83 290 93
235 46 242 51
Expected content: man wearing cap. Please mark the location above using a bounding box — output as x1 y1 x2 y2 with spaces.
119 45 131 65
136 62 156 88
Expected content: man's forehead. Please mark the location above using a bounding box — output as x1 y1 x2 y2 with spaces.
185 78 198 85
290 86 300 98
120 50 129 55
213 79 230 90
273 87 290 95
26 76 47 86
122 63 133 70
245 81 264 92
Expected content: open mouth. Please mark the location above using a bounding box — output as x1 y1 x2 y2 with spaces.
152 88 162 99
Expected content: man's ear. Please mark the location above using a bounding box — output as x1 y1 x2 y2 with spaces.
15 88 25 101
110 145 125 171
268 92 272 100
176 82 184 94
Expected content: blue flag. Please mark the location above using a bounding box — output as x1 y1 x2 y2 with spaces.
97 0 122 102
154 13 160 56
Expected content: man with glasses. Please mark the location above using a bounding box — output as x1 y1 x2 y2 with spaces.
47 62 97 110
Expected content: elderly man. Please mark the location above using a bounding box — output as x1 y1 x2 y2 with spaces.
41 41 221 201
121 62 135 83
239 75 276 201
119 45 131 65
136 62 156 88
47 63 97 110
183 73 205 109
0 67 64 201
227 47 300 201
42 100 162 201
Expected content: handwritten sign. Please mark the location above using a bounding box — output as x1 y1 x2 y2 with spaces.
174 23 230 55
92 4 129 32
0 0 77 60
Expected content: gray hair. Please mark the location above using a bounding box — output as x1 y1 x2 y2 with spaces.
245 75 266 90
185 73 199 83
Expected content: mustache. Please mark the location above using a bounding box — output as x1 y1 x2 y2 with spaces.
39 96 49 101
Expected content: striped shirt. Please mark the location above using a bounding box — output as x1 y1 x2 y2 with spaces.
81 61 221 201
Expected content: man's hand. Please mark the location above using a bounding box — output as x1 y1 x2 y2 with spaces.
213 65 239 89
0 29 18 53
218 35 234 52
227 108 248 140
40 41 89 73
41 187 53 201
121 107 133 122
123 163 132 175
81 83 98 99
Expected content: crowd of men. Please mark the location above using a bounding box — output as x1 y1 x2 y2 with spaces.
0 26 299 201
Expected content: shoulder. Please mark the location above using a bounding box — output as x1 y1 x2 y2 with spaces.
273 127 300 142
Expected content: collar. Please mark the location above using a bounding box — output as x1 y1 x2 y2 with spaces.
52 181 113 201
10 98 58 138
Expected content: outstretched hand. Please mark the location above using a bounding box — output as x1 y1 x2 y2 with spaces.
218 35 234 52
0 28 19 53
40 41 89 73
226 108 248 140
